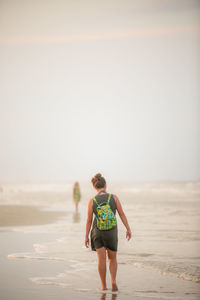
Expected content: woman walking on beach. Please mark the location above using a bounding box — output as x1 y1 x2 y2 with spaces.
73 182 81 212
85 173 132 291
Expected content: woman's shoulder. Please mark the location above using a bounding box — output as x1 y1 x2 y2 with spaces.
112 194 119 200
88 198 94 206
111 194 120 206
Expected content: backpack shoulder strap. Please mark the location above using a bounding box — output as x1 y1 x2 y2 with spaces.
93 197 99 206
107 193 112 204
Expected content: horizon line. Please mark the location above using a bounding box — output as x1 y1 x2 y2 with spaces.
0 26 199 45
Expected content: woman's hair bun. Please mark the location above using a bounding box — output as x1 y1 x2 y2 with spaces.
91 173 106 189
95 173 102 180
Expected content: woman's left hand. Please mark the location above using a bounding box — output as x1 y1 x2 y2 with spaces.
126 229 132 241
85 237 89 248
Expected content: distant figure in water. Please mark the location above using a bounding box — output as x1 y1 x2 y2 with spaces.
85 173 132 292
73 182 81 212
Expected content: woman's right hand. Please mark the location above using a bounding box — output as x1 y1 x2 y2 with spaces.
126 229 132 241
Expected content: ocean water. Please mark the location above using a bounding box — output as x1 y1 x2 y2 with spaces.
0 182 200 299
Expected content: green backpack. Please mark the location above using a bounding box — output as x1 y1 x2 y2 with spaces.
93 193 117 230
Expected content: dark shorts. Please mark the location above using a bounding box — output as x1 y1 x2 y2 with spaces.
91 226 118 252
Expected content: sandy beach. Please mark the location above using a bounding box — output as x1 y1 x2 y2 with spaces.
1 230 175 300
0 205 68 227
0 182 200 300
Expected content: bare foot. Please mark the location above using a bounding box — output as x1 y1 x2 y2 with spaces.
112 283 118 291
101 286 108 291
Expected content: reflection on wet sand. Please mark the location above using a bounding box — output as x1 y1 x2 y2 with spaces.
73 211 80 223
101 293 117 300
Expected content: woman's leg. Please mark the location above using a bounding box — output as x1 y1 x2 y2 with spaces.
96 247 107 290
75 201 78 212
107 249 118 291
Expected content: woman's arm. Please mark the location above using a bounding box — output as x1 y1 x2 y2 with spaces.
114 195 132 240
85 198 93 247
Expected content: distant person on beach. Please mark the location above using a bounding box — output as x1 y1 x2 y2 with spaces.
85 173 132 292
73 182 81 212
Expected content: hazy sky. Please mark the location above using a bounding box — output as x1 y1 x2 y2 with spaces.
0 0 200 182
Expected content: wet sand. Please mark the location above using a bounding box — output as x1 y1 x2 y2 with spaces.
0 201 200 300
0 205 161 300
1 230 199 300
0 205 67 227
0 231 186 300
